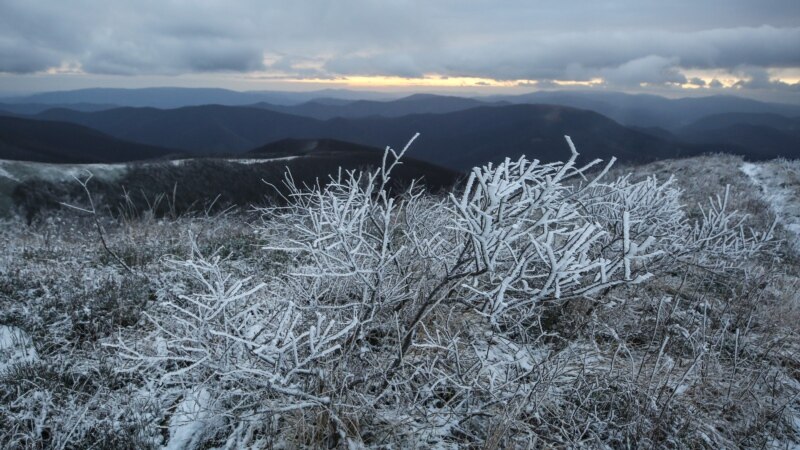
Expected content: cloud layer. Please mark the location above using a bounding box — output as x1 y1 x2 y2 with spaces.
0 0 798 93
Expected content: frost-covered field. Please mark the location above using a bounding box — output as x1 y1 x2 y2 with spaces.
1 141 799 449
742 159 800 252
0 156 308 218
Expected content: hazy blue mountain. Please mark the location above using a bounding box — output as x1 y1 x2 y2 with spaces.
250 94 503 119
0 102 119 115
315 104 700 170
1 87 400 108
671 113 800 159
250 138 385 156
629 126 676 141
679 124 798 159
492 91 800 130
31 103 702 170
680 112 800 132
35 105 325 154
0 115 180 163
26 96 798 169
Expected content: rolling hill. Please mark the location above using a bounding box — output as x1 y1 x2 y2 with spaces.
673 113 800 160
678 112 800 132
34 105 323 154
0 115 180 163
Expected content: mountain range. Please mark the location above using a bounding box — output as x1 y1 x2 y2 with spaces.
0 89 797 170
0 87 400 109
4 87 800 127
488 91 800 129
22 103 701 170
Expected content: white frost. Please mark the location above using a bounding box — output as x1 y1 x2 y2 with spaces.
163 388 214 450
230 156 300 165
0 163 20 182
742 161 800 252
0 325 38 372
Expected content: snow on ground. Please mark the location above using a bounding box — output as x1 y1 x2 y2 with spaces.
0 155 303 179
742 159 800 450
167 155 301 167
230 156 301 165
0 325 38 373
0 164 20 182
163 388 216 450
742 160 800 252
0 159 129 184
0 155 304 216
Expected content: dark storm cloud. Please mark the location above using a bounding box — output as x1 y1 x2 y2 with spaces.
324 26 800 84
733 67 800 92
0 0 798 90
80 40 266 75
0 43 61 73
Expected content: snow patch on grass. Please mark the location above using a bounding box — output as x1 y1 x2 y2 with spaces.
163 388 215 450
742 161 800 252
0 163 20 182
0 159 130 183
230 156 301 165
0 325 38 373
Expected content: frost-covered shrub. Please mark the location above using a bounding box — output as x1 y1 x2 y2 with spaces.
102 136 785 448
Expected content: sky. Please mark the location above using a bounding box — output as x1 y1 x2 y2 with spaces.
1 0 799 101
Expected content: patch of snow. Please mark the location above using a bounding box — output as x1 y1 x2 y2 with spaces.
0 156 302 186
229 156 300 165
0 159 130 183
0 325 38 372
742 161 800 252
0 163 20 182
163 388 215 450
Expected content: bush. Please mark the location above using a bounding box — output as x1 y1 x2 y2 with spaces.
107 136 784 448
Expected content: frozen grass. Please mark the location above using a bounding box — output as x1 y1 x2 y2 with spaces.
742 159 800 253
0 155 306 219
0 145 798 449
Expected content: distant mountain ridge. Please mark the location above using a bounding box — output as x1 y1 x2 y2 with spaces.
0 102 119 115
250 138 385 156
491 91 800 129
3 89 798 169
34 105 324 154
1 87 400 108
28 103 702 170
6 88 799 129
250 94 504 120
679 112 800 132
672 113 800 160
0 116 180 163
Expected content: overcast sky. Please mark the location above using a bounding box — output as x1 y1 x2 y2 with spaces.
1 0 799 100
